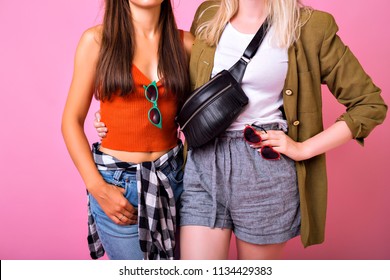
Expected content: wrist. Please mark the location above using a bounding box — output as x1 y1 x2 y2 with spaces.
86 179 108 196
299 141 314 160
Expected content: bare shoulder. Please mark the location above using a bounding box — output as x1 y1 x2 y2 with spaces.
183 31 195 56
78 25 102 50
73 25 102 65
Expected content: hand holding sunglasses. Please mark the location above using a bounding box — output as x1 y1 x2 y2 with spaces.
243 124 281 160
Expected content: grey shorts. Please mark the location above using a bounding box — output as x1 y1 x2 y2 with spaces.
180 124 300 245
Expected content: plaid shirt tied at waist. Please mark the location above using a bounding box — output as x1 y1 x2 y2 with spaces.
87 142 182 260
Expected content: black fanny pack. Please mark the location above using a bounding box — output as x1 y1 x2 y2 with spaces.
176 20 269 149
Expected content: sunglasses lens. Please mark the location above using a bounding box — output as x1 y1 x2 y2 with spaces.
261 146 280 160
146 85 157 101
149 107 161 125
244 127 261 143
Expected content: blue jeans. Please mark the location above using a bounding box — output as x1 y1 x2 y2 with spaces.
89 152 184 260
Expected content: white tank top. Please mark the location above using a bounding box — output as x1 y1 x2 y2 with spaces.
212 22 288 131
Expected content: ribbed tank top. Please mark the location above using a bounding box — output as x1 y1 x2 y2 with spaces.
100 65 179 152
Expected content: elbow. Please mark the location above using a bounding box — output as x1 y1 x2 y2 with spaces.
379 102 388 124
370 101 388 126
61 113 67 138
61 114 72 142
61 111 84 140
370 87 388 125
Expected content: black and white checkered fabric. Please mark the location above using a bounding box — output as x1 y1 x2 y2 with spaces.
87 194 105 259
93 143 138 171
137 145 179 260
87 142 179 260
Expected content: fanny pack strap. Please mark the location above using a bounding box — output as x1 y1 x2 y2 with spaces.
228 19 269 83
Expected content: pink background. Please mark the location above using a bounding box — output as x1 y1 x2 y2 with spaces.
0 0 389 260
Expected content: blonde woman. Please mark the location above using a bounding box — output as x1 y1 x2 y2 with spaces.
94 0 387 259
178 0 387 259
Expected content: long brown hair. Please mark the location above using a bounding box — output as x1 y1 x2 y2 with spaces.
95 0 190 104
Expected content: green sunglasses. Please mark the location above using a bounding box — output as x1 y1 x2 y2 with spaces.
143 81 162 129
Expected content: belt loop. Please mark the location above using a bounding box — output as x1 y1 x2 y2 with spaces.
170 156 178 170
113 170 123 185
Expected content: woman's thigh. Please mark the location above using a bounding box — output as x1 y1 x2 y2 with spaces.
236 238 286 260
180 225 232 260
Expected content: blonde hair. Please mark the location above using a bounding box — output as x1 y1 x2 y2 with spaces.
196 0 311 48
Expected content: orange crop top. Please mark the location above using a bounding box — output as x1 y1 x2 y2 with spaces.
100 66 179 152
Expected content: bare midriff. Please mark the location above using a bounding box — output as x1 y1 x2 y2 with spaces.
99 146 169 163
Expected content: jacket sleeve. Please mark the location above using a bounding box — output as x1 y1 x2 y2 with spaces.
319 14 387 145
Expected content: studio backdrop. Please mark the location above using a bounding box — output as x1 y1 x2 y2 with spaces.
0 0 389 259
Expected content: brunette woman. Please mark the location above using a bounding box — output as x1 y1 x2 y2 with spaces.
62 0 193 260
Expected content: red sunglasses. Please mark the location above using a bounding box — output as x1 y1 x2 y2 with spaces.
243 125 280 160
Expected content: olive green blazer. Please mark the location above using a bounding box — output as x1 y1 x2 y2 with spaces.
188 1 387 247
